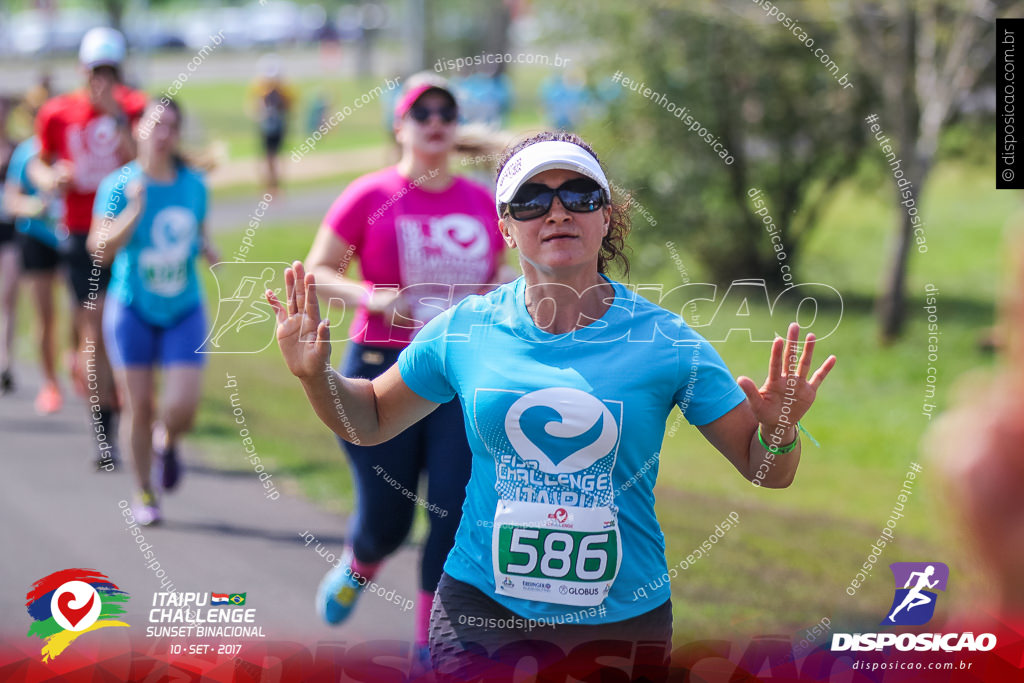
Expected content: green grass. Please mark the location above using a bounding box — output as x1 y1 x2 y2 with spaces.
171 77 392 162
646 161 1006 640
186 157 1005 643
191 219 357 511
209 168 365 203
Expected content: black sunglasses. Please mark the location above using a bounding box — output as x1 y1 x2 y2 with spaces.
505 177 606 221
409 104 458 124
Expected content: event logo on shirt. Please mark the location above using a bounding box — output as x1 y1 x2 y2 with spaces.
139 206 196 297
86 116 120 157
432 214 490 260
396 214 492 324
67 116 122 191
505 388 618 474
475 387 622 507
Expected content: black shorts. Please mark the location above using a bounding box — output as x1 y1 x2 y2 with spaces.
428 572 672 682
18 232 61 272
0 220 14 245
261 130 284 155
66 232 110 304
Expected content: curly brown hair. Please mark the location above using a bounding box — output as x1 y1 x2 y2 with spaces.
496 131 631 278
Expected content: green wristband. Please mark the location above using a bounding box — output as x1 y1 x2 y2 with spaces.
758 424 799 454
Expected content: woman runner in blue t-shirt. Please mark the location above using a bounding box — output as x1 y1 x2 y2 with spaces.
267 132 836 678
89 98 216 525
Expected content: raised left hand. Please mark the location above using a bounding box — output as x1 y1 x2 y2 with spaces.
737 322 836 437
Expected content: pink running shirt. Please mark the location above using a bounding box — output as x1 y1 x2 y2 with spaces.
323 166 505 347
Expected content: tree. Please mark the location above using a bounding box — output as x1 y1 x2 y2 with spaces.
544 1 871 288
91 0 174 34
424 0 514 74
847 0 1018 341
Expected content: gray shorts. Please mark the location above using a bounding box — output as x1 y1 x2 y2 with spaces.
428 572 672 681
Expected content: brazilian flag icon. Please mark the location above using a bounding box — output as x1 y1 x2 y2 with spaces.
228 593 246 605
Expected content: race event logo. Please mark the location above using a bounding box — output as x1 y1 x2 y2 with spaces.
25 569 130 662
884 562 947 626
475 387 622 507
147 591 266 639
546 507 575 527
832 561 996 653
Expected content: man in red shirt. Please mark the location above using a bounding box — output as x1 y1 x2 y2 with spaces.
30 27 146 469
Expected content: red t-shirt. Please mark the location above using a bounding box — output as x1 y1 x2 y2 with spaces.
323 167 506 348
36 86 147 233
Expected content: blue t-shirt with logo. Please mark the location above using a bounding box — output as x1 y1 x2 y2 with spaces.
398 276 745 624
94 161 207 327
5 137 61 247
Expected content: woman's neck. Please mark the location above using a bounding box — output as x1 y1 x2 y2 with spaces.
396 153 451 192
520 262 613 335
139 149 175 182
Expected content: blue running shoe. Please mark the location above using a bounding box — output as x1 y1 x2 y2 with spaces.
316 549 365 624
409 643 433 679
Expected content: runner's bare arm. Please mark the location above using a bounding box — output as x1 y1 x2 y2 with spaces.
699 322 835 488
26 157 72 194
2 180 44 218
298 363 440 446
199 221 220 263
267 261 440 446
86 180 145 265
697 400 800 488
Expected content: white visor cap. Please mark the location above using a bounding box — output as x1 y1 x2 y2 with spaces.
495 140 610 218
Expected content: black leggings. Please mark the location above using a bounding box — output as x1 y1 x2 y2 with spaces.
429 572 673 682
338 342 472 593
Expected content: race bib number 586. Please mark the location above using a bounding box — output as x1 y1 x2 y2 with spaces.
492 501 620 606
499 527 617 581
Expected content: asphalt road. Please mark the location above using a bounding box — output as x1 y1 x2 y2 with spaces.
0 368 420 663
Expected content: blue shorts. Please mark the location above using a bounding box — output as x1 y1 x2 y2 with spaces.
103 297 207 368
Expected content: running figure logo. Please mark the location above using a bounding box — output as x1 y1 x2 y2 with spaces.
883 562 949 626
202 263 281 353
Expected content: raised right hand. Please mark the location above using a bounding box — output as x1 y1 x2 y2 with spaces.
266 260 332 379
125 178 146 216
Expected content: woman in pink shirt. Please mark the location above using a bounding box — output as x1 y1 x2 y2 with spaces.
303 73 509 658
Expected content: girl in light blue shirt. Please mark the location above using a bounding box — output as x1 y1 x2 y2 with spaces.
91 98 217 526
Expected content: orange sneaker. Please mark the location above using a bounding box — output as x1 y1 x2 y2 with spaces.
34 383 63 415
